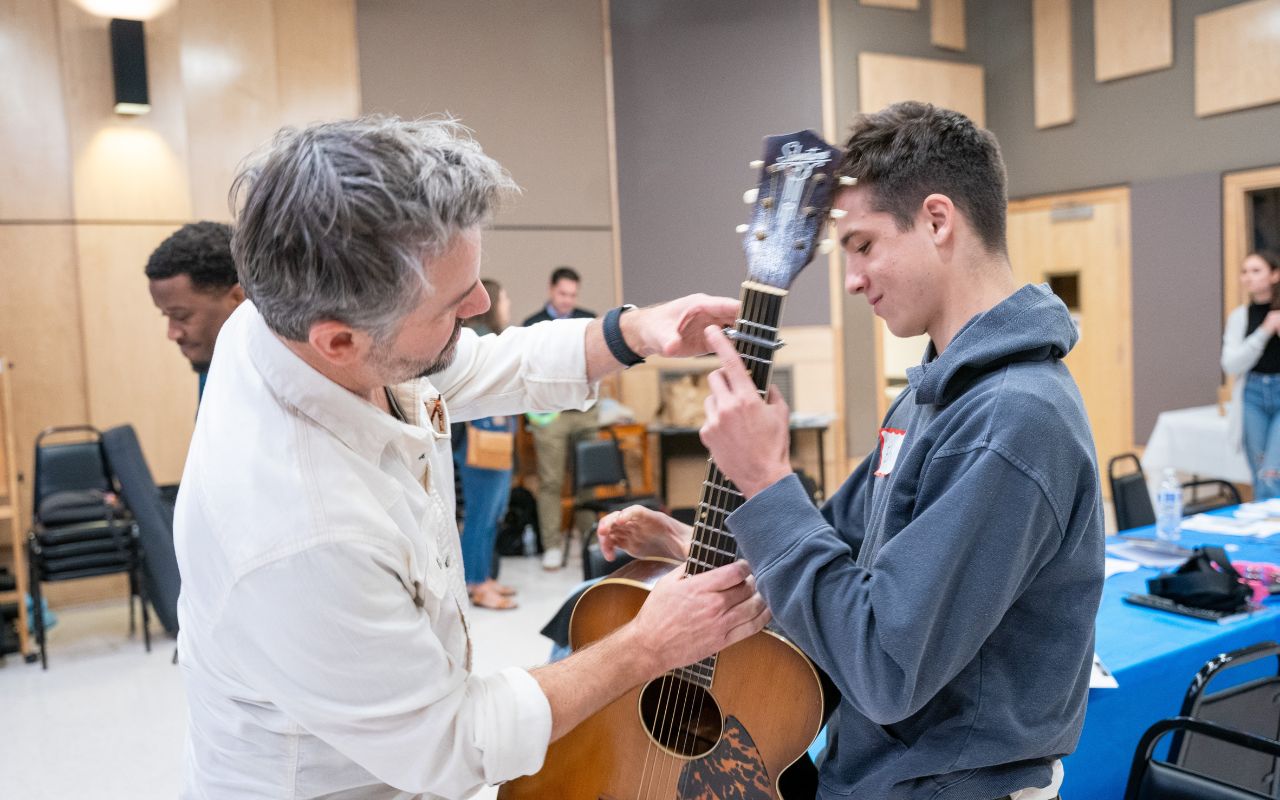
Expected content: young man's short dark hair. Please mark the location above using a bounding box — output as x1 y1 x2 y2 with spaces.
835 101 1008 256
146 221 238 292
549 266 580 285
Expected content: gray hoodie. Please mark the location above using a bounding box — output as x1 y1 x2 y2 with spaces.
728 283 1104 799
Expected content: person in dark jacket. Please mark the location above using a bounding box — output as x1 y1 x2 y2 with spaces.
522 266 598 569
599 102 1102 800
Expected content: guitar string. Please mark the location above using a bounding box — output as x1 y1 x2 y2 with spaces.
675 284 779 799
661 286 756 799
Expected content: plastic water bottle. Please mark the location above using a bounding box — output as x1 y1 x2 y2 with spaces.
1155 468 1182 543
521 524 538 556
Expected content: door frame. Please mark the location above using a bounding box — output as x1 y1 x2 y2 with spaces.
1222 165 1280 324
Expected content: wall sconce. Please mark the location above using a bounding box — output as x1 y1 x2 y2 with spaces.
109 18 150 115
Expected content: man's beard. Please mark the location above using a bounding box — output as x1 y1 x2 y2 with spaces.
370 320 463 384
189 359 211 374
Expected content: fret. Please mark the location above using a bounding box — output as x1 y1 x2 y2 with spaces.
738 352 773 366
687 555 720 571
735 318 778 334
702 480 742 497
698 500 739 519
690 541 737 559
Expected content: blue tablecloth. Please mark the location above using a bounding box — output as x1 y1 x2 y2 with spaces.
805 510 1280 798
1062 518 1280 798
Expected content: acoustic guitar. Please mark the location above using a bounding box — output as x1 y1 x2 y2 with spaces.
499 129 842 800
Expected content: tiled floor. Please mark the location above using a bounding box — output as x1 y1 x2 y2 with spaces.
0 551 585 799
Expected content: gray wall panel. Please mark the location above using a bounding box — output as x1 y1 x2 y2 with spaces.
1130 172 1223 443
610 0 828 323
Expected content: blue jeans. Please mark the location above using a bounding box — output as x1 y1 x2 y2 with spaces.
1244 373 1280 499
458 439 513 586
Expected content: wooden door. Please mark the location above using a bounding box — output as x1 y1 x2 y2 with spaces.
1007 187 1133 479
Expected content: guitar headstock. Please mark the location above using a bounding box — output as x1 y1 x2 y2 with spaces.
740 130 843 290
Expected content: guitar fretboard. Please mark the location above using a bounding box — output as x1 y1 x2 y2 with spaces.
672 280 785 691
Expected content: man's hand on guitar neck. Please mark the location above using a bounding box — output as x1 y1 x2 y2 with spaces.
700 325 794 498
597 505 693 562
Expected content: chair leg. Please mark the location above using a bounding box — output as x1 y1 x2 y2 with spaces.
134 561 151 653
127 571 137 635
28 554 46 671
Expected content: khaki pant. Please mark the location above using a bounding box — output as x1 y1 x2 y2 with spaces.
530 406 599 550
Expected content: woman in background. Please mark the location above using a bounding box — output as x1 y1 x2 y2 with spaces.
1223 251 1280 499
458 279 518 609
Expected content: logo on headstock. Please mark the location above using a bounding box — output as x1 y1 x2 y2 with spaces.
775 140 834 231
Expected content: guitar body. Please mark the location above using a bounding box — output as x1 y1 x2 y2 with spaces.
498 558 826 800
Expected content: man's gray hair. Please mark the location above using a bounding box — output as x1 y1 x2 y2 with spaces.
230 115 517 342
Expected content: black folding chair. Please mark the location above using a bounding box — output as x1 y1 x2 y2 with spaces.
101 425 180 637
570 430 661 574
1108 452 1244 531
1125 717 1280 799
1166 641 1280 796
27 425 149 669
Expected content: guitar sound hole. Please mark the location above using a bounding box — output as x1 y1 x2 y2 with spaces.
637 674 724 759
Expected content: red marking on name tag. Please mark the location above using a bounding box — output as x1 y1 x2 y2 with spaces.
875 428 906 477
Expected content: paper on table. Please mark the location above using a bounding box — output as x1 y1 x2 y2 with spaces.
1104 557 1140 579
1180 513 1280 538
1106 542 1188 569
1090 653 1118 689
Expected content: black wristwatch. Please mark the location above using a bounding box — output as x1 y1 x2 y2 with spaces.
603 304 645 367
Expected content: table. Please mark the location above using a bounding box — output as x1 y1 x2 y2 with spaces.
1142 405 1252 493
803 509 1280 798
1062 515 1280 798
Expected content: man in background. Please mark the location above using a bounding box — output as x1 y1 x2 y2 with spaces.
522 266 599 569
146 221 244 400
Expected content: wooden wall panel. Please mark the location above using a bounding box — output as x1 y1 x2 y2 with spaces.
1196 0 1280 118
74 225 196 485
857 52 985 126
0 225 90 531
930 0 965 51
1094 0 1172 82
860 0 918 8
273 0 361 127
619 325 839 500
181 0 281 221
1033 0 1074 129
0 0 72 220
57 1 191 221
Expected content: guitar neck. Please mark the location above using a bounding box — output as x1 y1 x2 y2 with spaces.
686 280 787 578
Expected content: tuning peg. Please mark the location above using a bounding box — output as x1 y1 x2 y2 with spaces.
839 176 858 186
735 224 749 234
749 159 764 169
818 238 836 254
829 208 848 219
742 188 759 204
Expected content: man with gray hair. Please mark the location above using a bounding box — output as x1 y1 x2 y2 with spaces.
174 116 768 799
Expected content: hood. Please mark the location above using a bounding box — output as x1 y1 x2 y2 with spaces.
907 283 1077 406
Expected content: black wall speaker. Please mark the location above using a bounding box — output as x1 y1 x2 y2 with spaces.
109 18 149 115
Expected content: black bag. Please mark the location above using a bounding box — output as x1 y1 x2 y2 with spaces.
1148 546 1253 613
496 486 541 556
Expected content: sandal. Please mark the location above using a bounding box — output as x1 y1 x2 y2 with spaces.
469 584 517 611
482 578 517 597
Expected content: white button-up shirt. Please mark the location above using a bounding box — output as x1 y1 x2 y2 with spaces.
176 303 596 799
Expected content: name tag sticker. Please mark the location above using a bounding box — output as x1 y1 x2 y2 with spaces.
875 428 906 477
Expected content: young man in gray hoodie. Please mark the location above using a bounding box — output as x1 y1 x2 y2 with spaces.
599 102 1104 799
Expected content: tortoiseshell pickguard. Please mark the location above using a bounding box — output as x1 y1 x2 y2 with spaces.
677 715 772 799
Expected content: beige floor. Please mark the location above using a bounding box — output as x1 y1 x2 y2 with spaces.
0 551 586 800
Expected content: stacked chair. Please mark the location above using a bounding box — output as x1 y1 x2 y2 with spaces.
1108 453 1243 531
26 425 149 669
1126 642 1280 798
